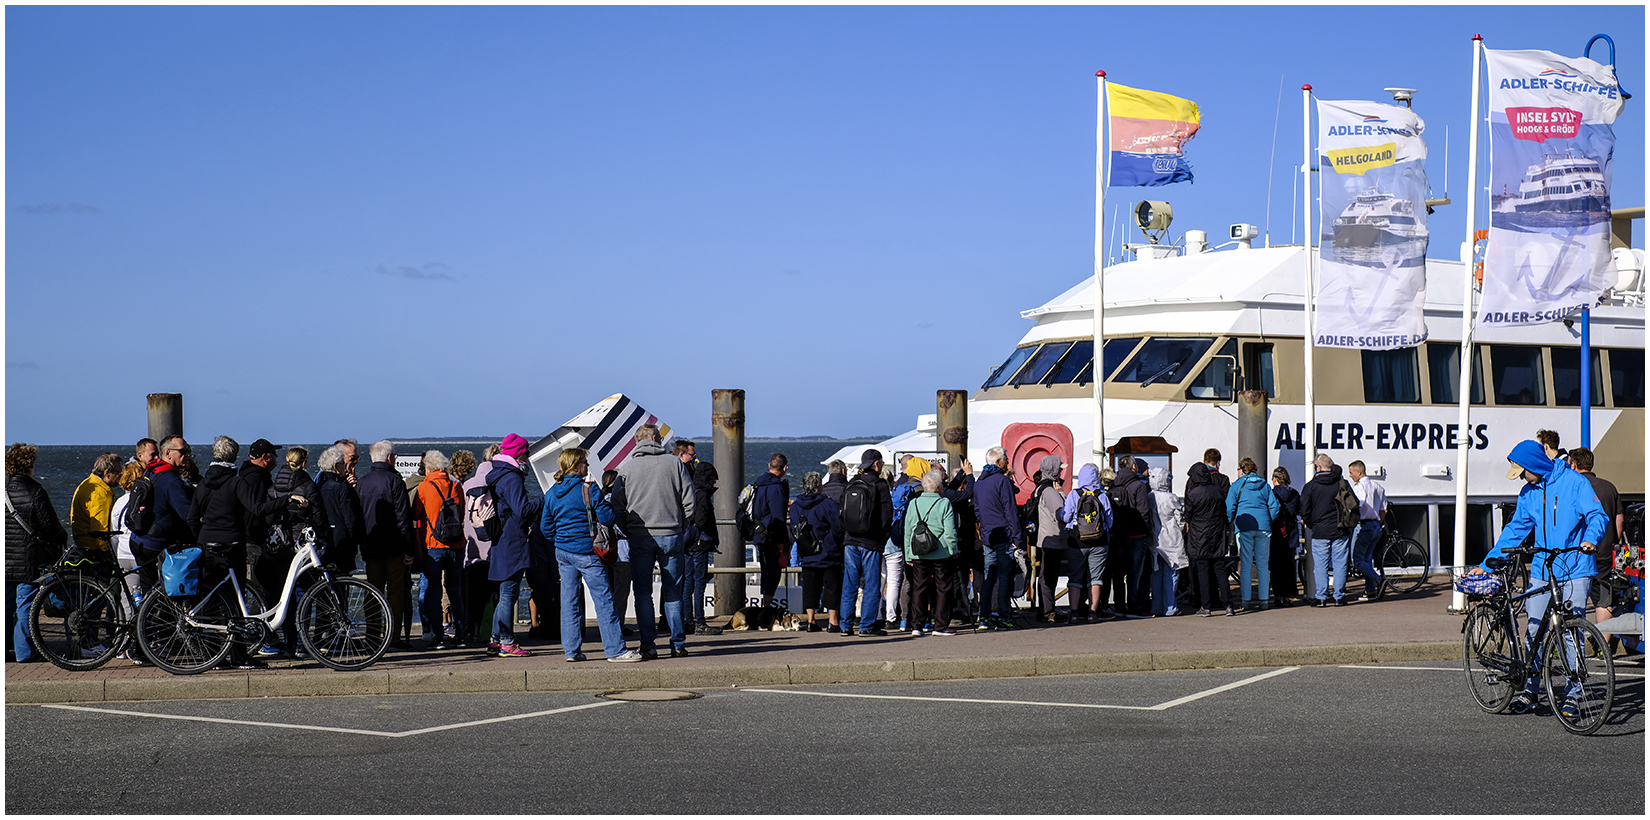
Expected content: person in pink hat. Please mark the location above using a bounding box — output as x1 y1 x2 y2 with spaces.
483 434 544 657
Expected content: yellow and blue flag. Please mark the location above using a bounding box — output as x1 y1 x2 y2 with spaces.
1108 83 1201 187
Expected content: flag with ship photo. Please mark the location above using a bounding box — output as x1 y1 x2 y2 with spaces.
1478 48 1624 328
1314 98 1429 350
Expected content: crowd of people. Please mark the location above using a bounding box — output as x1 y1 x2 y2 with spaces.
2 424 1632 669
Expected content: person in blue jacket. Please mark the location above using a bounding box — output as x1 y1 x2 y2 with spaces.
484 434 544 658
1471 439 1608 716
540 448 641 663
1226 457 1281 611
789 471 845 633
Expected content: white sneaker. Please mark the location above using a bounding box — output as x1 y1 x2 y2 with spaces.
607 649 644 663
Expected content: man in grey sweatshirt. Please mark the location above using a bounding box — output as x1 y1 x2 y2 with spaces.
615 425 696 659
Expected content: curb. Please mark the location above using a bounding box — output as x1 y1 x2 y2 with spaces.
3 641 1459 704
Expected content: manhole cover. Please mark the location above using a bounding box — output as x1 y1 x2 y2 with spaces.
599 689 702 702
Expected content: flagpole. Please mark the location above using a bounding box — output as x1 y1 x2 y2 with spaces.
1301 85 1316 465
1094 70 1108 462
1452 35 1485 614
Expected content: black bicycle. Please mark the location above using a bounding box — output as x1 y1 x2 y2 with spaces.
27 532 149 671
1461 544 1615 735
1374 526 1432 595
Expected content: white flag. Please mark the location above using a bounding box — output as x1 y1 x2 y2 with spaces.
1478 48 1624 327
1314 99 1430 349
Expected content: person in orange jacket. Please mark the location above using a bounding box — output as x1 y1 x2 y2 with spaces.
413 450 467 650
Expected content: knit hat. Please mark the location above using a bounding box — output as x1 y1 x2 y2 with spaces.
905 456 932 480
860 448 883 470
1505 439 1553 480
500 433 529 460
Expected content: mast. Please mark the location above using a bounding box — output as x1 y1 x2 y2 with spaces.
1302 84 1316 464
1452 35 1485 614
1094 71 1108 460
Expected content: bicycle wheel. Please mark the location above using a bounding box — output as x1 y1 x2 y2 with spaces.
135 590 234 675
1462 605 1517 713
29 574 127 671
1541 617 1614 736
1380 536 1431 595
296 577 390 671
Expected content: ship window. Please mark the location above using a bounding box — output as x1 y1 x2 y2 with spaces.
1489 345 1546 405
1102 338 1141 380
1609 348 1644 407
1011 342 1073 386
1112 337 1214 385
1361 348 1421 403
1427 342 1485 405
983 345 1038 389
1242 342 1275 397
1043 340 1095 385
1551 347 1604 407
1187 339 1238 400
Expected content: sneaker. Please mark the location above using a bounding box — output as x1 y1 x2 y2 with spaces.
566 652 587 662
1224 606 1236 617
1092 610 1116 622
1050 610 1069 623
1195 608 1213 618
257 644 285 658
640 649 660 660
607 649 644 663
1559 699 1581 721
425 637 448 651
1355 594 1374 603
995 617 1021 631
1508 693 1536 714
1333 598 1347 607
931 627 957 636
293 647 310 660
859 627 887 637
899 619 908 632
486 640 501 657
684 621 696 635
839 626 856 637
670 647 690 658
975 620 995 632
496 642 531 658
696 623 723 636
911 627 926 637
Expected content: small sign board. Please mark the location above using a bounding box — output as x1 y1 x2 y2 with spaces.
394 453 422 479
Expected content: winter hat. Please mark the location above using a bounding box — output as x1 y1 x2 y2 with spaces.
500 434 529 460
905 456 932 480
1038 454 1063 481
860 448 884 470
1505 439 1553 480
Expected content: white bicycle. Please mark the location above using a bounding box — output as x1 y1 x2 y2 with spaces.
135 527 391 674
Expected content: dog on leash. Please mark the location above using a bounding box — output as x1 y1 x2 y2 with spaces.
727 606 802 632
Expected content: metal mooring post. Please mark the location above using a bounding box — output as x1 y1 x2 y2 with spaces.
712 389 746 617
937 390 969 478
147 393 183 442
1237 390 1268 476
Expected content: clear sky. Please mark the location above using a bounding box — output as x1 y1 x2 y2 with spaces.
5 4 1644 444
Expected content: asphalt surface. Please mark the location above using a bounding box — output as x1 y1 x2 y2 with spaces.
7 662 1643 814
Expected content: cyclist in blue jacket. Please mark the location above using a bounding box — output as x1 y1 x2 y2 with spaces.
1472 439 1608 716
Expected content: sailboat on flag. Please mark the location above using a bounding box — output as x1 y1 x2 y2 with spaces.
525 394 672 491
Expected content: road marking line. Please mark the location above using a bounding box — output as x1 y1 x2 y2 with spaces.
41 699 624 738
1338 665 1645 679
745 667 1300 712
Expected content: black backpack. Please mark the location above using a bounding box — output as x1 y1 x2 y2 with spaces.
841 475 877 536
123 472 157 536
792 514 820 557
1020 480 1055 540
431 480 465 547
908 497 939 555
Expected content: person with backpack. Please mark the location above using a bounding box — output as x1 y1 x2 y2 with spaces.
1109 455 1157 618
1299 454 1356 607
461 445 501 646
904 468 959 635
1184 462 1232 617
130 436 194 595
413 450 467 650
484 434 544 657
886 456 928 631
838 449 892 637
749 453 792 610
1028 455 1070 623
790 471 844 632
1226 457 1281 612
974 446 1022 631
6 443 68 663
539 448 643 663
1061 463 1113 621
1147 467 1186 617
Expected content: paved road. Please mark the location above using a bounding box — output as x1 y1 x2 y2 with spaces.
7 662 1642 814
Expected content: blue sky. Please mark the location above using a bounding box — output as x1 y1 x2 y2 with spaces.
6 5 1644 444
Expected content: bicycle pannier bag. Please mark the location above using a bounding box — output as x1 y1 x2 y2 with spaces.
162 547 203 597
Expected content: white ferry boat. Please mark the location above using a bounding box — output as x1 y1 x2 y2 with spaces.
831 210 1645 567
1331 184 1426 248
1498 151 1610 215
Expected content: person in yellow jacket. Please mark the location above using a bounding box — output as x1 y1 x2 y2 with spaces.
70 453 124 554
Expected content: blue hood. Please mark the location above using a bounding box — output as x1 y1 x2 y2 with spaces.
1507 440 1554 480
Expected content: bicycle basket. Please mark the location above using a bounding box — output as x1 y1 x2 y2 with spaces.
161 547 204 597
1454 572 1503 596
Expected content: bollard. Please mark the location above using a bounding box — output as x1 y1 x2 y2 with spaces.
712 389 746 617
1237 390 1268 476
147 393 183 442
937 390 968 478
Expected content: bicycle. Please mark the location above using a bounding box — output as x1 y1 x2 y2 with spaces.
1460 544 1615 735
27 532 149 671
134 527 391 675
1373 525 1432 596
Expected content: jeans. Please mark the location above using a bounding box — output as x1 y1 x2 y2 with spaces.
556 549 627 659
685 552 712 623
1523 576 1592 698
1311 535 1352 601
1150 554 1179 616
1351 521 1384 596
631 530 686 652
493 569 526 644
1237 530 1271 603
840 545 883 628
979 543 1014 620
11 582 38 662
421 547 465 641
882 551 905 623
1125 535 1152 614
